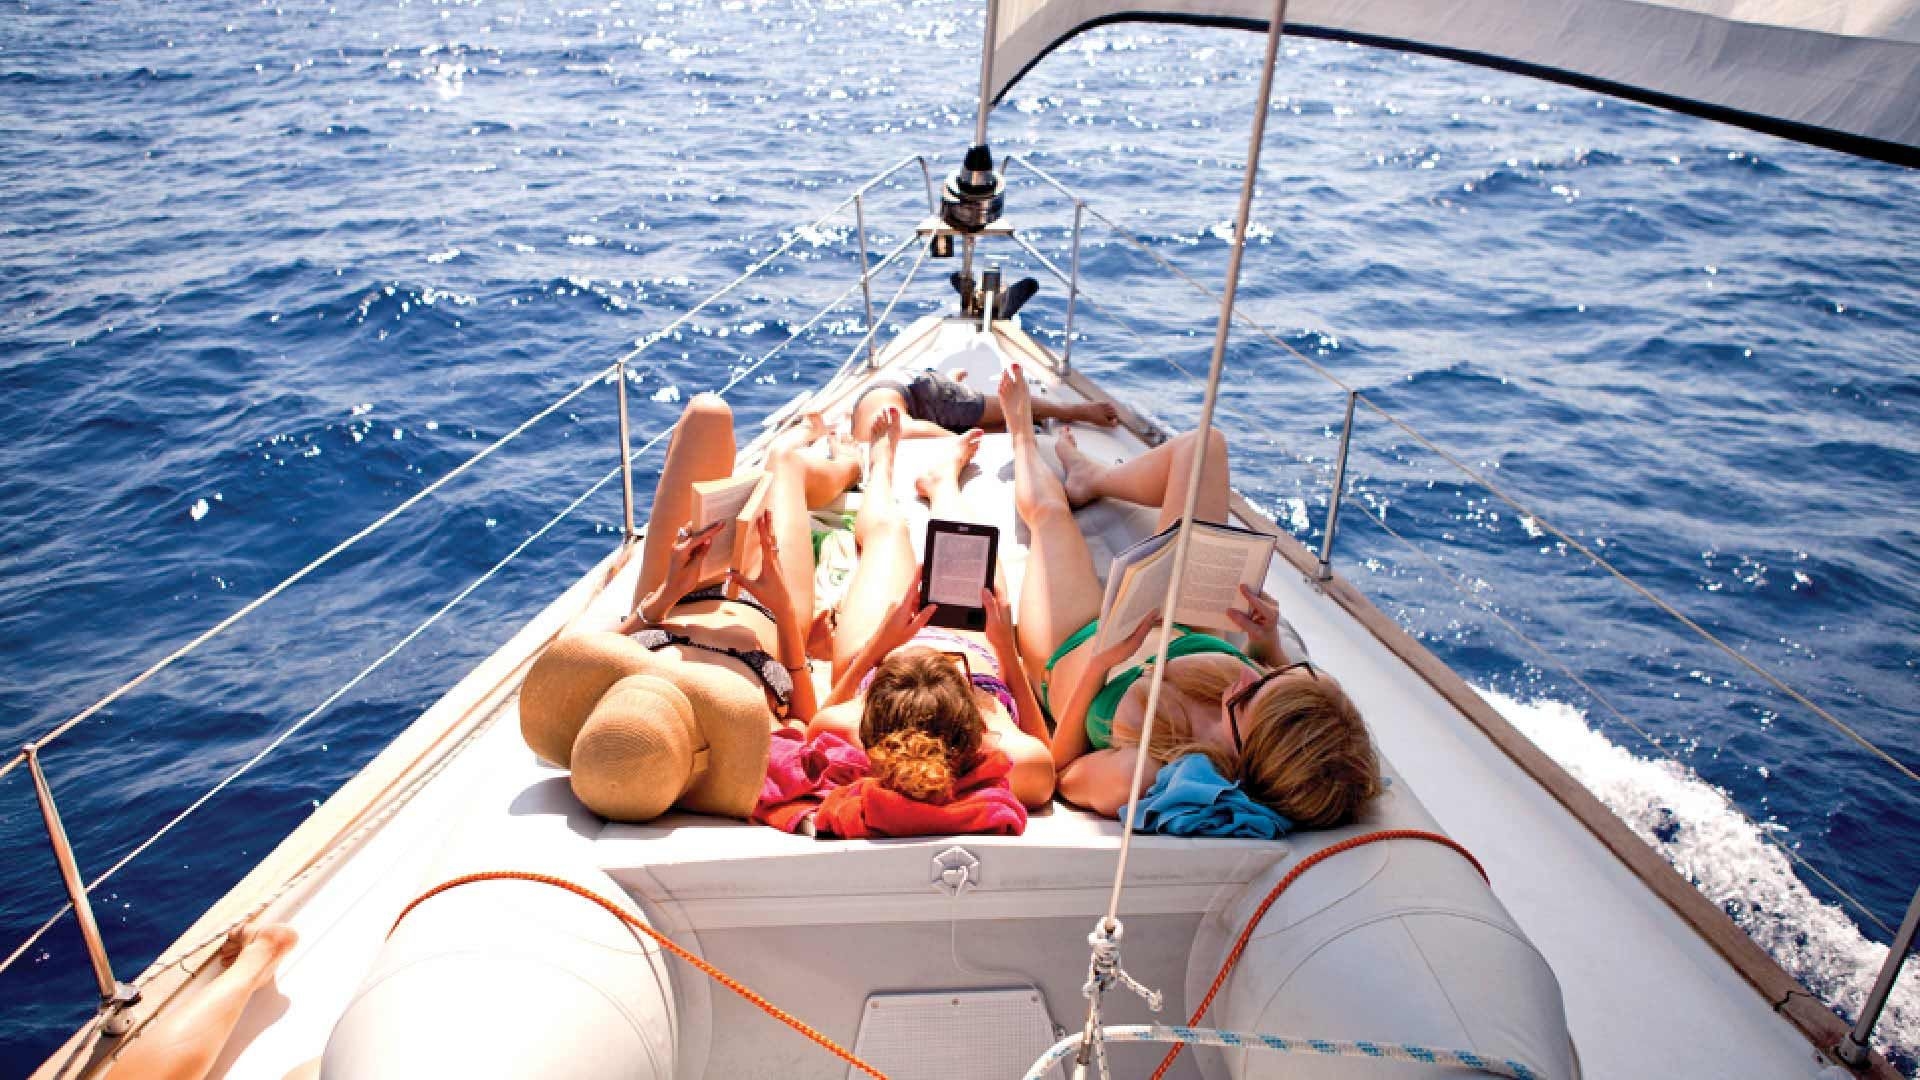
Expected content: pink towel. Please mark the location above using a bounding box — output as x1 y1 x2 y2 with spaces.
753 727 870 833
814 750 1027 838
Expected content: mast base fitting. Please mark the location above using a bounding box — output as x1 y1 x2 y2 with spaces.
940 144 1005 233
99 981 142 1037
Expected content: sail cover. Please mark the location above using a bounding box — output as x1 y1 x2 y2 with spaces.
986 0 1920 163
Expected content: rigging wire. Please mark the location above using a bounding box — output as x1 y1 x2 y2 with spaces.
1343 495 1901 938
0 422 675 983
1004 232 1205 384
1012 148 1914 793
1348 395 1920 791
1100 0 1292 933
0 231 921 983
0 157 932 785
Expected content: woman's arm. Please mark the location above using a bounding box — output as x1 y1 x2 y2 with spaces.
825 631 892 707
725 512 821 720
1057 746 1163 817
1049 612 1162 769
824 568 936 707
1227 584 1287 667
980 587 1048 743
775 612 819 722
626 521 727 631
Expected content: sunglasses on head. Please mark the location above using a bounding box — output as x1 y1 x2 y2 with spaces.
1225 660 1316 755
939 650 973 681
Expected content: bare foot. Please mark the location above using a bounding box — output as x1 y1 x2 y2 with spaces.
997 364 1035 433
867 406 901 490
769 413 821 457
800 410 828 444
915 428 983 501
1055 427 1103 508
213 927 247 967
213 923 298 987
1070 401 1121 427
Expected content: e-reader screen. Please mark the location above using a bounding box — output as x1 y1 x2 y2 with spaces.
921 520 998 630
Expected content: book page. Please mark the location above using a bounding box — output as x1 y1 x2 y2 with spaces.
688 471 764 579
1170 528 1271 629
1093 547 1171 654
1093 521 1275 656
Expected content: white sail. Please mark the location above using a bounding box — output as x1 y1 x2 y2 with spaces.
987 0 1920 161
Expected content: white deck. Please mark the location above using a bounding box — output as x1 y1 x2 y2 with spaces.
140 317 1825 1080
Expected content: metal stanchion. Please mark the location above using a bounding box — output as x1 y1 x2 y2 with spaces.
1062 200 1084 372
1317 390 1358 582
1837 882 1920 1068
615 358 637 543
855 193 878 368
26 743 140 1035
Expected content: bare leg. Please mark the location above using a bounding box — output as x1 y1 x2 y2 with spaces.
833 408 919 681
910 437 1056 806
775 412 860 508
108 925 297 1080
803 453 860 508
762 440 832 637
634 394 738 611
914 429 983 507
976 396 1120 430
1000 366 1106 692
1055 425 1230 529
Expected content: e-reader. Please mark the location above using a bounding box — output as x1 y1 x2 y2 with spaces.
920 518 999 631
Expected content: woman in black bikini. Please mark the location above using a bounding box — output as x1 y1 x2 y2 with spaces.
521 396 856 821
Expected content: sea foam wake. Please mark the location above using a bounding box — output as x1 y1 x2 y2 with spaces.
1481 687 1919 1070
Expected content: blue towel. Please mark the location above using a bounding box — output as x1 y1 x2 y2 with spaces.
1137 755 1293 839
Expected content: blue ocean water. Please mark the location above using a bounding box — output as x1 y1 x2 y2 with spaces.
2 0 1916 1072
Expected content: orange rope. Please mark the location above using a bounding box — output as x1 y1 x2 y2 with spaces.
390 870 888 1079
1150 830 1486 1080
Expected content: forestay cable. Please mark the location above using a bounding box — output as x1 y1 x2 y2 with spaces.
1101 0 1292 931
0 158 932 786
0 231 912 981
1077 1 1291 1073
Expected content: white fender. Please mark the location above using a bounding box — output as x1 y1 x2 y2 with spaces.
1188 835 1578 1079
323 777 679 1079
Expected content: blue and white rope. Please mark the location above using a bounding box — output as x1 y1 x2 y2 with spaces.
1022 1024 1543 1080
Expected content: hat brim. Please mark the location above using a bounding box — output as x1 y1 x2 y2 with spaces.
523 631 771 820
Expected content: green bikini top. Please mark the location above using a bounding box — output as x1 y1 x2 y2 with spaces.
1085 630 1254 750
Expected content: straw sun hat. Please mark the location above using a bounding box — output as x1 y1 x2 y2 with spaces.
520 632 770 821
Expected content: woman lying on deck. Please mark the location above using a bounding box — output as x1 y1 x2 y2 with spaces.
806 407 1057 809
521 395 856 821
997 365 1382 825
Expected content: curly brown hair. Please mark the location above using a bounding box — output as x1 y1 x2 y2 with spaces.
860 648 988 803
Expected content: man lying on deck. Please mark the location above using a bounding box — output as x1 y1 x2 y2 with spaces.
848 366 1121 441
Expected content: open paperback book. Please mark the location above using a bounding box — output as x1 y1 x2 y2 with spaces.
688 470 771 581
1093 519 1277 664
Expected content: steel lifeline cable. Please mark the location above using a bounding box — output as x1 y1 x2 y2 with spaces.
1150 829 1488 1080
390 871 888 1080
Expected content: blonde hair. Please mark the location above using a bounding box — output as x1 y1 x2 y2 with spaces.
1115 654 1380 827
861 648 988 803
